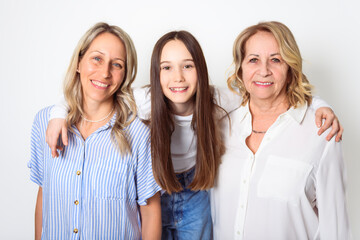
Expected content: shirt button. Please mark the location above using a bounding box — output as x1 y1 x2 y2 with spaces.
237 231 241 235
74 200 79 205
243 180 246 184
76 170 81 175
73 228 78 233
241 205 244 209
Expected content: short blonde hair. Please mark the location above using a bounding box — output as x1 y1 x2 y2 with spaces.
63 22 137 154
227 21 312 107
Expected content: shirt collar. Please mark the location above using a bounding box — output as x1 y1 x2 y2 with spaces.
90 111 117 132
285 103 308 124
107 112 117 128
71 111 117 138
233 103 251 124
235 101 308 125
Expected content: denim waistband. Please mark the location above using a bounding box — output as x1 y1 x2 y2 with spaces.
175 167 195 189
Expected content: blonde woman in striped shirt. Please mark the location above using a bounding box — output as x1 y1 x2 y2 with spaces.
28 22 161 240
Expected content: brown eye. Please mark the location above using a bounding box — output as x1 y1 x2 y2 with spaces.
249 58 258 63
184 64 194 69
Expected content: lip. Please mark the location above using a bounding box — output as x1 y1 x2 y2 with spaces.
91 80 110 89
169 87 188 93
254 81 273 87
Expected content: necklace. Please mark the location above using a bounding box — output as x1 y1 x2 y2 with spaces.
252 129 267 134
81 107 114 123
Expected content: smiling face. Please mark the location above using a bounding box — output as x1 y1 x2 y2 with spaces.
78 32 126 106
241 31 289 104
159 40 197 116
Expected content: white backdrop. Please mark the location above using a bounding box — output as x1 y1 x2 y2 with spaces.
0 0 359 239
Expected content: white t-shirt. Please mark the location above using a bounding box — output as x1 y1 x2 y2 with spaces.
50 87 330 173
171 114 196 173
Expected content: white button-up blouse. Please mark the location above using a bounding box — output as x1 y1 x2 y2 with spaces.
211 103 351 240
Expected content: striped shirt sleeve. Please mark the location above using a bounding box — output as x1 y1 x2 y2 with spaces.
132 120 161 205
28 108 48 187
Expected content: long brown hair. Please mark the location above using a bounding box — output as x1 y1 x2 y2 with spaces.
63 22 137 154
228 21 312 107
150 31 224 193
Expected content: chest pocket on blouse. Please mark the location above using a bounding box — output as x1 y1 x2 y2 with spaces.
257 155 313 206
93 159 130 200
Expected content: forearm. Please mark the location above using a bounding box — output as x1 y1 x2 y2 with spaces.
140 192 161 240
35 187 43 240
51 87 152 120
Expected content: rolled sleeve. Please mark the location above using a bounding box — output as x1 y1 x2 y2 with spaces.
135 133 161 206
28 111 46 187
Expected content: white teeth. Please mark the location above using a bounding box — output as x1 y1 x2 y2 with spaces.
170 87 187 91
92 80 108 87
255 82 272 86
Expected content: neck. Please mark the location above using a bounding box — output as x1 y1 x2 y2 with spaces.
170 102 194 116
77 98 115 140
82 98 115 121
249 94 289 117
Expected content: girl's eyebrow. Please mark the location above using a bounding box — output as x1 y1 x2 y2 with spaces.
160 59 194 64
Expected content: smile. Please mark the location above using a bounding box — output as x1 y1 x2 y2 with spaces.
170 87 188 92
255 81 273 86
91 80 109 88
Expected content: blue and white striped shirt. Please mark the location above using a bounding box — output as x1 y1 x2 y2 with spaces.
28 106 161 240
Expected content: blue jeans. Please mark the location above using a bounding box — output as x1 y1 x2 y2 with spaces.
161 167 213 240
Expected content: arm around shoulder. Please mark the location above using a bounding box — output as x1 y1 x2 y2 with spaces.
50 96 68 120
311 96 343 142
46 99 69 157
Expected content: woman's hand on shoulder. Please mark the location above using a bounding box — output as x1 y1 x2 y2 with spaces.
315 107 343 142
46 118 68 157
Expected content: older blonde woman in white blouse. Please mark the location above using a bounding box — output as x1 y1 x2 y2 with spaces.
211 21 350 240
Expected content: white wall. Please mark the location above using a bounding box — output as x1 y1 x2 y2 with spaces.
0 0 358 238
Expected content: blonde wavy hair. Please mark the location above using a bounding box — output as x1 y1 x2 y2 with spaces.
227 21 312 107
63 22 137 154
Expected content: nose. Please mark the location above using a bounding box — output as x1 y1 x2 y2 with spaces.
174 67 184 82
258 61 271 77
101 63 111 79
